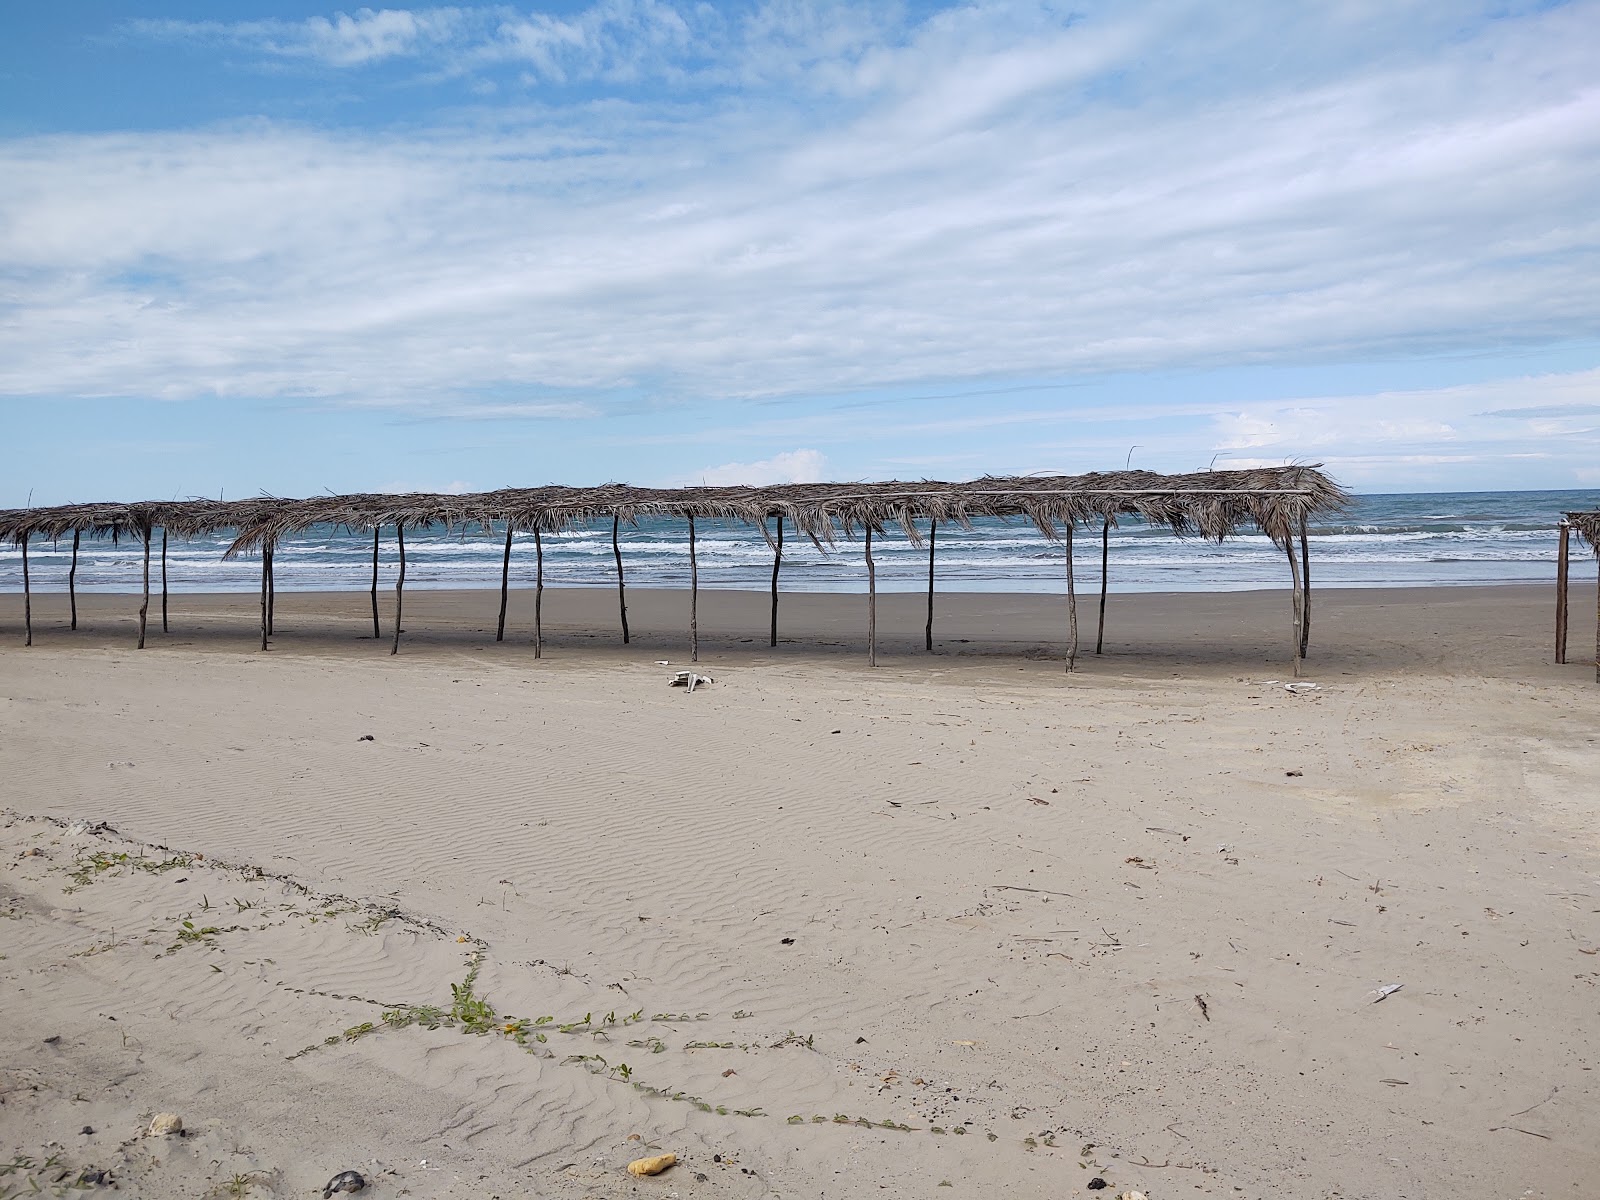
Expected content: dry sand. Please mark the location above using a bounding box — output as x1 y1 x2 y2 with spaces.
1 584 1597 1199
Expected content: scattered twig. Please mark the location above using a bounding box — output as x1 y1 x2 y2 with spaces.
1489 1126 1550 1140
990 885 1075 897
1193 995 1209 1021
1508 1087 1558 1119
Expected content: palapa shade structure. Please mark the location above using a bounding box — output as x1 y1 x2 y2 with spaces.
2 466 1347 670
1555 511 1600 681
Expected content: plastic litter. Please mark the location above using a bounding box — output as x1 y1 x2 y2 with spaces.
627 1152 677 1177
669 671 713 692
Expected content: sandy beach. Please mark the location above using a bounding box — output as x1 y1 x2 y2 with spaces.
2 584 1597 1199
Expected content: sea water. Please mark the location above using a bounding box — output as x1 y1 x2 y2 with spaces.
1 490 1595 595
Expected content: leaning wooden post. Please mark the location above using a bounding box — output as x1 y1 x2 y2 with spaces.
1095 517 1110 655
1555 522 1570 664
688 514 699 663
496 524 513 643
1298 514 1311 658
369 527 381 639
1065 523 1078 673
391 525 406 656
925 519 937 653
533 525 544 660
160 528 169 633
137 526 151 650
69 529 80 631
259 545 270 651
1284 535 1304 679
769 515 783 648
613 514 630 645
20 534 32 647
866 525 877 667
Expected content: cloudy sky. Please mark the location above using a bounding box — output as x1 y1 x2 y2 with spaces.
3 0 1598 504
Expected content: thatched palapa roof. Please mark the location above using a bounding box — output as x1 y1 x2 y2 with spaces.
0 466 1349 552
1564 512 1600 554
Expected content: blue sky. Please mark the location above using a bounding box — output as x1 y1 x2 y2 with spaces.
3 0 1598 505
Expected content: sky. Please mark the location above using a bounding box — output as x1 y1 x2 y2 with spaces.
2 0 1598 505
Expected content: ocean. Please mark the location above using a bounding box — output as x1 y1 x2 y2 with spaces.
1 490 1595 595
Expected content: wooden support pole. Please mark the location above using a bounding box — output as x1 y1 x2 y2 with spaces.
496 524 513 643
266 544 276 636
137 527 151 650
925 519 937 653
21 535 31 647
69 530 79 631
1065 524 1078 673
866 525 877 667
533 526 544 660
1555 522 1570 664
1285 536 1304 679
161 528 169 634
370 527 381 639
688 514 699 663
1095 518 1110 655
391 525 406 656
613 514 630 644
1298 515 1311 658
1594 559 1599 685
259 547 269 651
769 515 783 648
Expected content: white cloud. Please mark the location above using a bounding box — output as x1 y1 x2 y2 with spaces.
6 1 1598 417
682 448 828 486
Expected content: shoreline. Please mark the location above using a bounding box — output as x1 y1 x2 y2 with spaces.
2 582 1590 683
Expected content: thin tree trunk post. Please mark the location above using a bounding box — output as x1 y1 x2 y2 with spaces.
21 535 31 647
391 525 406 656
1298 515 1311 658
496 524 513 643
69 529 79 631
137 527 151 650
1594 559 1599 685
866 525 877 667
613 514 630 645
1555 522 1570 664
1065 524 1078 673
266 544 276 635
259 546 269 651
1096 517 1110 655
160 528 169 633
925 519 936 653
370 527 381 639
533 526 544 660
1285 536 1304 679
769 515 783 648
688 514 699 663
